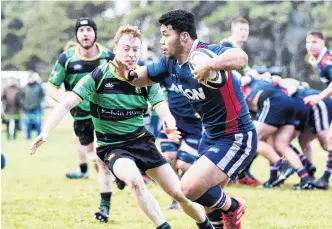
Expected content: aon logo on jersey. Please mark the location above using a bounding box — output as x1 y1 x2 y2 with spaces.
169 83 206 100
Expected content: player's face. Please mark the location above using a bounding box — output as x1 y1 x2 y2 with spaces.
306 34 325 57
160 24 182 58
76 26 95 49
232 23 249 42
114 34 141 69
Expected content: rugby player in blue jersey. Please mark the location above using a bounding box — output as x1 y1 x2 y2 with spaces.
111 10 256 229
302 30 332 189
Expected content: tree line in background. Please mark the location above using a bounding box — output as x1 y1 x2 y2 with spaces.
2 1 332 88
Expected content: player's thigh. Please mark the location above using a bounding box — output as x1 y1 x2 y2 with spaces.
274 125 295 147
113 157 144 185
180 155 229 200
327 124 332 150
181 130 257 200
146 163 182 198
253 120 277 141
74 119 95 153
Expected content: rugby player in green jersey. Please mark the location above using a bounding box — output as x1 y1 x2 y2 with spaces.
46 17 116 222
31 25 214 229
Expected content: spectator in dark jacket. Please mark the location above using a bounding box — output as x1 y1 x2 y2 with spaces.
21 72 45 140
2 77 23 140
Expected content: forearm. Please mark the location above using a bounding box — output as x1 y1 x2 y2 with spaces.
319 82 332 100
129 66 156 87
46 84 70 102
42 94 79 135
154 102 176 127
209 48 248 71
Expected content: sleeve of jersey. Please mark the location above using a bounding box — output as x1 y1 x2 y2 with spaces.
220 42 234 48
209 45 250 72
48 53 67 88
146 56 170 83
147 84 166 109
72 73 97 102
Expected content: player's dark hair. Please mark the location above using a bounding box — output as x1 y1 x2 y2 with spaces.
158 10 197 40
307 30 325 40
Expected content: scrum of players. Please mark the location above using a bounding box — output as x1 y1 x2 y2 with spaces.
30 9 331 229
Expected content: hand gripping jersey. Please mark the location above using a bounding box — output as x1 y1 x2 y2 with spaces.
146 40 254 139
48 43 115 120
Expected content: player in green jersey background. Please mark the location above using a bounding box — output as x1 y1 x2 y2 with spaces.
46 17 116 222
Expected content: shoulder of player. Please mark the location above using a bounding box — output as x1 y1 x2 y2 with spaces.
320 50 332 69
203 43 230 55
97 43 115 59
56 46 76 66
89 63 110 81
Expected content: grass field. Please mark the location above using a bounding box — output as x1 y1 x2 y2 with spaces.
2 115 332 229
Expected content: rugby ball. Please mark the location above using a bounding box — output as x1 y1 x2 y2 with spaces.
189 48 228 89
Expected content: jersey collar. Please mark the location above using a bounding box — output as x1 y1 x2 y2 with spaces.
76 43 103 61
315 47 328 64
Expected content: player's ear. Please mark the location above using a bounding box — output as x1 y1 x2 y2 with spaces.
180 32 188 41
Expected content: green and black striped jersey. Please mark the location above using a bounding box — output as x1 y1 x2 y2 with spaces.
48 43 115 120
72 63 165 146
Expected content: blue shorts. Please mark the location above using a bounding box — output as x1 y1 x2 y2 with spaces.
291 98 310 132
158 116 202 151
198 130 257 180
256 91 295 127
310 98 332 133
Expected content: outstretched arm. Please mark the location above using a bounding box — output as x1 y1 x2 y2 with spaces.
110 57 170 87
304 82 332 106
30 93 80 155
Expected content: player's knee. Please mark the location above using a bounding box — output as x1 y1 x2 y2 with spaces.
127 176 145 193
274 140 288 153
169 188 187 203
96 159 110 174
180 182 196 201
321 142 329 151
326 135 332 151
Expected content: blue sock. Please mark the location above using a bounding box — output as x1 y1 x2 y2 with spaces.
194 185 227 209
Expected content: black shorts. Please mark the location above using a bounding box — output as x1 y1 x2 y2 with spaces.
96 130 167 177
73 119 94 146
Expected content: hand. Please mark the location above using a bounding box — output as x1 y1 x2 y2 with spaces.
30 132 48 155
190 59 213 83
303 94 322 107
163 120 181 144
109 58 131 81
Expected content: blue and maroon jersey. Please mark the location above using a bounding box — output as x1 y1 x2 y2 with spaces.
316 48 332 88
293 86 320 99
160 77 197 119
160 76 202 137
242 76 286 101
146 40 254 139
